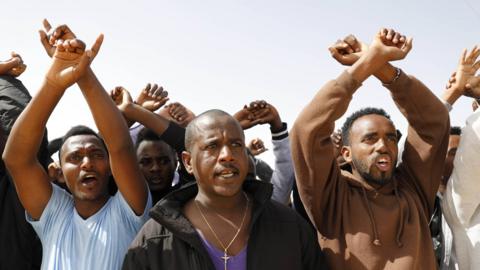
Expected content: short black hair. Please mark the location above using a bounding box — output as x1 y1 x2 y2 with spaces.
184 109 238 152
58 125 107 163
341 107 391 145
450 126 462 136
135 127 161 149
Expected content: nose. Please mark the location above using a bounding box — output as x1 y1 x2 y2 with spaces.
219 145 235 162
375 138 389 153
80 156 94 170
150 160 161 172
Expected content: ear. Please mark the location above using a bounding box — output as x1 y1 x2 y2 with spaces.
341 145 353 163
48 162 64 183
181 151 194 175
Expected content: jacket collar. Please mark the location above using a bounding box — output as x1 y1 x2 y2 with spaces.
148 179 273 248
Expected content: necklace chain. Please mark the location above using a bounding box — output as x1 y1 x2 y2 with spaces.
195 192 249 269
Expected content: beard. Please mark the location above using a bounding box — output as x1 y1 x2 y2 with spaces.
351 155 393 186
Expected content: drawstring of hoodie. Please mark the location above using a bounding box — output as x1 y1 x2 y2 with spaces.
393 180 404 247
360 181 407 248
360 186 381 246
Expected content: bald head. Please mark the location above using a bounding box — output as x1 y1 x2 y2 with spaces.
185 109 244 152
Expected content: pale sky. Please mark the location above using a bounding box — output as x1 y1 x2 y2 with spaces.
2 0 480 164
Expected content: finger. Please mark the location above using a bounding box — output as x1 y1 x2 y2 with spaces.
56 42 66 52
74 52 93 76
62 40 75 53
88 34 104 60
386 29 395 40
473 60 480 72
160 90 168 98
329 47 344 61
460 48 468 64
471 46 480 64
392 32 401 44
343 34 357 48
43 18 52 32
466 46 478 63
152 85 163 97
39 30 54 57
143 83 151 94
379 28 388 38
401 37 413 55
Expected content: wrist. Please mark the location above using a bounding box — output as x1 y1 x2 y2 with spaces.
270 119 283 132
442 87 462 107
347 50 387 83
271 122 288 140
43 77 67 93
374 63 399 84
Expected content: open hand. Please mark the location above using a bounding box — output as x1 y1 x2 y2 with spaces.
135 83 169 112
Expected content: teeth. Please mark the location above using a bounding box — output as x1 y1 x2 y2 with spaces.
221 173 234 178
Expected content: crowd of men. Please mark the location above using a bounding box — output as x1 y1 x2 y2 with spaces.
0 19 479 270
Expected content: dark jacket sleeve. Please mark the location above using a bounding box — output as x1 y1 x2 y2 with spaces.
160 122 195 184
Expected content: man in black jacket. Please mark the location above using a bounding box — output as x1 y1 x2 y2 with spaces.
123 110 327 270
0 54 44 270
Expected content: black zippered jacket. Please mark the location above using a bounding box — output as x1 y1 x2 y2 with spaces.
122 180 328 270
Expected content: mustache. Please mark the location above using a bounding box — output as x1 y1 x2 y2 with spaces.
214 164 240 175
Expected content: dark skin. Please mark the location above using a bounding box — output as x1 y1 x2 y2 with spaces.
59 135 111 218
136 139 176 192
182 114 251 256
341 114 398 187
440 134 460 194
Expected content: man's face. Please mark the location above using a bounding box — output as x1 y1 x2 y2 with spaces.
183 115 248 198
442 134 460 185
136 140 176 191
60 135 111 201
342 114 398 186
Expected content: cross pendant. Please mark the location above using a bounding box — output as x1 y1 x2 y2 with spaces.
221 251 230 270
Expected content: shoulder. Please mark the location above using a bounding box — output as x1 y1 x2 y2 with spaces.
258 200 308 226
128 218 173 249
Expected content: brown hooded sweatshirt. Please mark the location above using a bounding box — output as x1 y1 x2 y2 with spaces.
291 70 449 270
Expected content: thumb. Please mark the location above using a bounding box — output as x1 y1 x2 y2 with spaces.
74 50 92 76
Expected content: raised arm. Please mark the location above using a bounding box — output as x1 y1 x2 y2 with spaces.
291 28 412 224
3 38 96 220
442 46 480 225
39 20 149 214
78 67 149 216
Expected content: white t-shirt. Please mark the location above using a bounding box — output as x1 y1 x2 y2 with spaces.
27 184 151 270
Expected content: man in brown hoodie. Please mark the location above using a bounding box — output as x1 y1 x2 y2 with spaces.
291 28 449 269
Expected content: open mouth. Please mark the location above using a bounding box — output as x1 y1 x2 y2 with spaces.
375 156 392 172
215 167 239 179
80 174 98 188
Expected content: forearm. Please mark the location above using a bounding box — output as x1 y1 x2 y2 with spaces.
442 87 462 107
388 71 449 210
291 71 361 219
3 80 64 166
78 69 132 150
122 103 170 136
270 134 295 205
